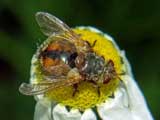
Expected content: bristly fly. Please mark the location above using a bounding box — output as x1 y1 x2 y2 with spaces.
19 12 123 96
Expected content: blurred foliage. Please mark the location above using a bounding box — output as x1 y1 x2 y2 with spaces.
0 0 159 120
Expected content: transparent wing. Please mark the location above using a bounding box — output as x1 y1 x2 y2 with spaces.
19 82 54 96
19 77 80 96
35 12 72 36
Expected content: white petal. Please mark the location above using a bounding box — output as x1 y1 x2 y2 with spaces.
97 75 153 120
97 86 133 120
123 75 153 120
99 107 134 120
52 104 81 120
34 99 53 120
81 109 97 120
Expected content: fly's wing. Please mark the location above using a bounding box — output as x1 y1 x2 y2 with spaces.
35 12 72 36
19 66 82 96
19 82 54 95
19 77 80 96
36 12 88 53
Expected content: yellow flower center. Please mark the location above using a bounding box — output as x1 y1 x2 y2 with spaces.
35 27 123 110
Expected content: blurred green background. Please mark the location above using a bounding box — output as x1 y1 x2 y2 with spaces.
0 0 159 120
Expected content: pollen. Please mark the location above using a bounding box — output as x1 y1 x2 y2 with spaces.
40 27 123 110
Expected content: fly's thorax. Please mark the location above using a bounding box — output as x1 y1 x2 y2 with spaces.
75 52 106 82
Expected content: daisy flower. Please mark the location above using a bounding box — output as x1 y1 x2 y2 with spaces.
19 12 153 120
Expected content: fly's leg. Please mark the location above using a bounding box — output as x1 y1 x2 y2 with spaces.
85 40 97 48
72 83 79 96
118 71 126 76
91 40 97 47
88 80 100 97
